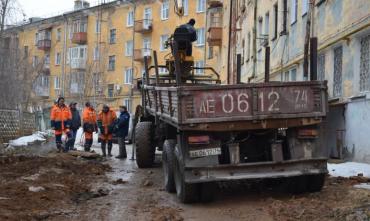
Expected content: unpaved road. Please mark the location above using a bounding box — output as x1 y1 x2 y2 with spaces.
1 144 370 221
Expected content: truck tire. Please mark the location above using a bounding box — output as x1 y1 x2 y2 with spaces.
135 122 155 168
163 139 176 193
173 145 199 203
307 174 326 192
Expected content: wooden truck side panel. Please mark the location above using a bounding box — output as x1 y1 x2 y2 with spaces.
144 81 327 128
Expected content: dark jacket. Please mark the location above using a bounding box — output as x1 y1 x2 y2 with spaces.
115 111 130 138
70 109 81 131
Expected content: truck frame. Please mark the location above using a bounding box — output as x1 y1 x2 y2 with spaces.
134 42 328 203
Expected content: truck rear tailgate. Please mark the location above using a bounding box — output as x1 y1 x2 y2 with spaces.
144 81 327 127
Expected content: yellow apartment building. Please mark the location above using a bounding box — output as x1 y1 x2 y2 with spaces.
9 0 227 116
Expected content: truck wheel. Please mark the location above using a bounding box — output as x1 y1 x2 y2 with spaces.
163 139 176 193
307 174 326 192
135 122 155 168
173 145 199 203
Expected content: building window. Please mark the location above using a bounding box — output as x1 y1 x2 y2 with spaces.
360 34 370 92
124 99 131 113
290 0 297 25
127 11 134 27
291 68 297 81
161 0 169 20
125 40 133 56
54 76 61 90
160 35 169 51
196 28 205 46
69 46 87 68
183 0 189 16
247 32 251 60
95 19 101 33
108 84 114 98
143 7 152 28
44 54 50 65
108 55 116 71
272 4 278 40
159 67 168 74
196 0 206 13
34 33 39 45
194 60 205 74
302 0 308 16
57 28 61 41
24 46 28 57
333 46 343 97
93 73 102 95
125 68 133 84
93 47 100 60
208 46 214 59
143 38 151 51
110 29 116 44
282 0 287 34
32 56 38 68
55 52 61 65
264 12 270 37
318 53 326 81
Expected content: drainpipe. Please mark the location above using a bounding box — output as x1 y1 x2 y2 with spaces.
61 14 68 97
129 1 136 113
227 0 233 84
248 0 257 82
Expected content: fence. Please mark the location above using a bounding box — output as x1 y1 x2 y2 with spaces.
0 109 37 143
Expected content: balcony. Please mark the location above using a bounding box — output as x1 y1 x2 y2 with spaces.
134 48 152 62
34 86 49 98
207 14 222 46
72 32 87 44
134 19 153 33
70 58 87 70
37 39 51 50
208 0 223 8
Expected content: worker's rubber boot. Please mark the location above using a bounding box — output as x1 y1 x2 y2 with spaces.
107 141 113 157
101 141 107 157
56 142 63 153
84 139 92 152
121 143 127 158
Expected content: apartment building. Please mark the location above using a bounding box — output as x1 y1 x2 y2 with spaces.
10 0 225 115
235 0 370 162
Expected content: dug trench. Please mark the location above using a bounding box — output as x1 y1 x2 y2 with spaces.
1 146 370 221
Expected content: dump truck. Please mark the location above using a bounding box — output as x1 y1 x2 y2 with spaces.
133 29 328 203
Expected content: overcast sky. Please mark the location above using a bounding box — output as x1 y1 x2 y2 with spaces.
17 0 74 19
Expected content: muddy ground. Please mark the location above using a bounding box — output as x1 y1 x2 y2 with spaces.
1 144 370 221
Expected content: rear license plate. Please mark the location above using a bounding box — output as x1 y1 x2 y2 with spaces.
189 148 222 158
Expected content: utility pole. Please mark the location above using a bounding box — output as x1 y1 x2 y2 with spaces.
250 0 257 82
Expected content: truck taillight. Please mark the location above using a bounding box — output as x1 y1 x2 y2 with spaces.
298 129 318 138
188 136 210 145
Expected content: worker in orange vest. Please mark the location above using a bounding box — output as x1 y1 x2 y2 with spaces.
50 97 72 152
97 105 117 157
82 102 97 152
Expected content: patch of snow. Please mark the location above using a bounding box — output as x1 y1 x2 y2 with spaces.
74 128 99 148
0 197 10 200
9 132 47 147
28 186 45 192
22 173 40 181
328 162 370 178
354 183 370 190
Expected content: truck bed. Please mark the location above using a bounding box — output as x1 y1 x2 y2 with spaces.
144 81 328 131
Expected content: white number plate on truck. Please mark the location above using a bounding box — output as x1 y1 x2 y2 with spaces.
189 148 222 158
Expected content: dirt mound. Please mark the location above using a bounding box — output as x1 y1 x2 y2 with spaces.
150 206 184 221
0 154 111 220
267 177 370 221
